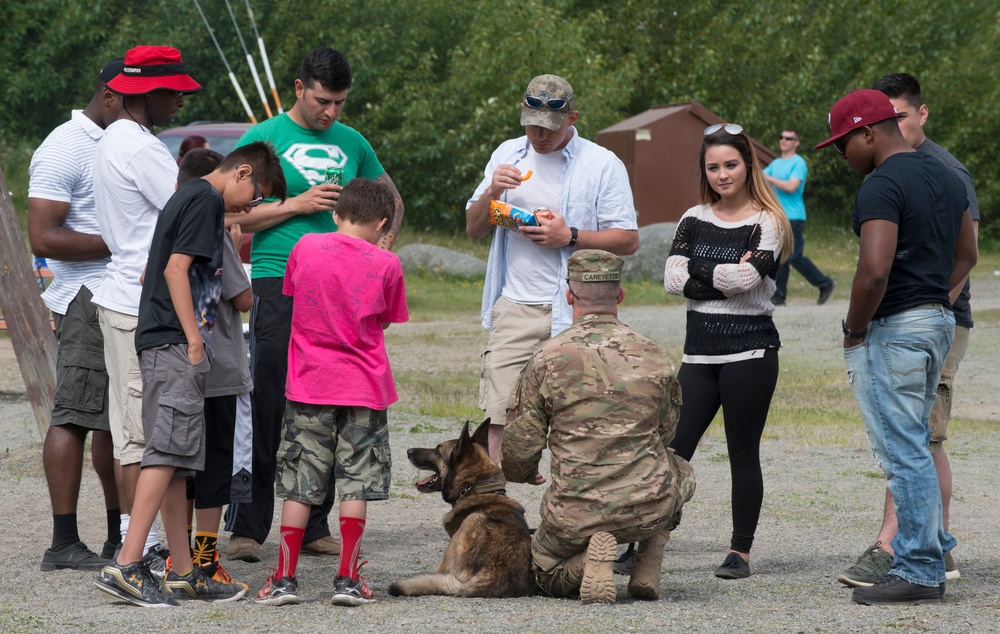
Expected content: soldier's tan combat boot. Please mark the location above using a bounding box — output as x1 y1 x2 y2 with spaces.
580 532 617 604
626 531 669 600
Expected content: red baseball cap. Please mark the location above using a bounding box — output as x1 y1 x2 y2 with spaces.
815 89 897 149
107 46 202 96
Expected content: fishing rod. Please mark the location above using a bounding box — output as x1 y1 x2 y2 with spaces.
244 0 283 114
224 0 272 118
192 0 257 123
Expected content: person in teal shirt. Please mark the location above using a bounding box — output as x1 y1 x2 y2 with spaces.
764 129 834 306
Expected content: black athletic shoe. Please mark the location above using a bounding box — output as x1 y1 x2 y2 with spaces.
851 574 940 605
101 540 121 560
41 541 109 572
255 572 301 606
817 281 835 305
144 544 169 583
163 565 247 603
613 543 636 576
714 552 751 579
95 560 179 607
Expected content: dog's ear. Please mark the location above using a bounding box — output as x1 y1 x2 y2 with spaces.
471 419 490 452
453 420 473 462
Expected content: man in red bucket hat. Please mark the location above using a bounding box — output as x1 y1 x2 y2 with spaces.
91 46 239 607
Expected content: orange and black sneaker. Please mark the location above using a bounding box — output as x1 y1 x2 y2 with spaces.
330 561 375 606
202 551 249 591
255 570 301 606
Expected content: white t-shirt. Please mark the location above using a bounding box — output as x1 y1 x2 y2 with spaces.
92 119 178 316
501 146 564 304
28 110 110 315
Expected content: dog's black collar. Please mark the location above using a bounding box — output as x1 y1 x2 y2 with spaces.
458 476 507 500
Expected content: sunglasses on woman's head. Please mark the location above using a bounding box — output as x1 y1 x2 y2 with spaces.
704 123 744 136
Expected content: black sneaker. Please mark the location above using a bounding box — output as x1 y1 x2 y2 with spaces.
714 552 751 579
163 565 247 603
255 572 301 606
95 560 179 607
144 544 169 584
41 541 109 572
330 565 376 606
771 294 786 307
613 543 636 576
817 281 835 305
851 574 940 605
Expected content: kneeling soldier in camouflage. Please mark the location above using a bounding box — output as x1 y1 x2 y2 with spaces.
502 249 695 604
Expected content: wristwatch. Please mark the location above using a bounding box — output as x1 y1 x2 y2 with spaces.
567 226 579 248
842 319 865 339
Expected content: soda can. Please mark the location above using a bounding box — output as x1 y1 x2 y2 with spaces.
324 166 345 186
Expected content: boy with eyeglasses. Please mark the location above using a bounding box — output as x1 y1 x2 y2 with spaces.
763 128 834 306
95 142 286 607
466 73 639 463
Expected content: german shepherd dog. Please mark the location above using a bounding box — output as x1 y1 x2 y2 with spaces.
388 419 536 598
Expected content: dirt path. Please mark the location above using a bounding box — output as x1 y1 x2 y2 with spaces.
2 276 999 632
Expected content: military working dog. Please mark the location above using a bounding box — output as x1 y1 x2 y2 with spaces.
388 419 536 598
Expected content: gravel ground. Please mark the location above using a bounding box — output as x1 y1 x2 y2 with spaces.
2 278 999 633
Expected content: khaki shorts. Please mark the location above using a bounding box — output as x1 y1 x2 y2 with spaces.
275 400 391 505
929 325 970 453
139 344 210 476
98 306 145 465
479 297 551 426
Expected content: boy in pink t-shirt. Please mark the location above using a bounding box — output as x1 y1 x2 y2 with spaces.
255 179 407 607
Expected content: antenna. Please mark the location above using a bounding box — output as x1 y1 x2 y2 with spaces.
244 0 284 113
224 0 273 118
192 0 257 123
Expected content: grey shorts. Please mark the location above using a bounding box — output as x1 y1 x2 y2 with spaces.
275 400 391 505
139 344 210 476
51 286 110 431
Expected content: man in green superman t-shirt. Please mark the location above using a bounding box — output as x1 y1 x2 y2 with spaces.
226 47 404 563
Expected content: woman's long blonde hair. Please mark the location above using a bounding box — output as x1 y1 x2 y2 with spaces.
699 128 794 264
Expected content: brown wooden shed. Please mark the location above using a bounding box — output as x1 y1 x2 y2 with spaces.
596 100 777 225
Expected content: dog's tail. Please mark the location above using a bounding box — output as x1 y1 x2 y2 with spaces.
388 573 464 597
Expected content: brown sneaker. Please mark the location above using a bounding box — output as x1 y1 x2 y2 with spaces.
627 532 669 600
580 532 617 604
301 534 341 557
226 535 261 562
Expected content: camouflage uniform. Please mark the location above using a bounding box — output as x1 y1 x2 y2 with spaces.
502 250 695 597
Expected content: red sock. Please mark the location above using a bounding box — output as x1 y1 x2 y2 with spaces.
337 517 366 579
277 526 305 579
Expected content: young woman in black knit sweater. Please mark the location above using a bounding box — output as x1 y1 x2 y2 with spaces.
664 124 793 579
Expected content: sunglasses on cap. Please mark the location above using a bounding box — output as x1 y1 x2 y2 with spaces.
704 123 744 136
248 174 263 208
523 93 573 111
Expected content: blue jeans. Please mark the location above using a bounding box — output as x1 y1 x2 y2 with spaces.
774 220 832 299
843 305 956 587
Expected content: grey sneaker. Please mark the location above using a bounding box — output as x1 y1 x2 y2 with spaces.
945 551 960 581
162 565 247 603
837 542 893 587
143 544 169 584
852 574 940 605
41 541 109 572
95 560 179 608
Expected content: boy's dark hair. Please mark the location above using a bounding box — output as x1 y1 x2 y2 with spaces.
872 73 922 109
337 178 395 229
177 148 224 186
300 47 352 92
219 141 288 202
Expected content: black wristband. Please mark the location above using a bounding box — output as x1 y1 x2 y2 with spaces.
842 319 865 339
567 226 578 247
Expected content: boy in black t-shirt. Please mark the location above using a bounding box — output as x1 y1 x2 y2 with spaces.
95 142 286 608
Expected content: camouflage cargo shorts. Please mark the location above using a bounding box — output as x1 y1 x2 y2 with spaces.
275 400 392 504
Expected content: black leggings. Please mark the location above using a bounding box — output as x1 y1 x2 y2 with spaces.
669 348 778 554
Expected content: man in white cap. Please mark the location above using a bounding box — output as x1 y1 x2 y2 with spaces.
91 44 202 582
466 74 639 463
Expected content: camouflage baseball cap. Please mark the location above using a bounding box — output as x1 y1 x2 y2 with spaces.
520 74 574 131
566 249 623 282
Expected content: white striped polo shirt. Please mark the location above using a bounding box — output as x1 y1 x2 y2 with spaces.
28 110 110 315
